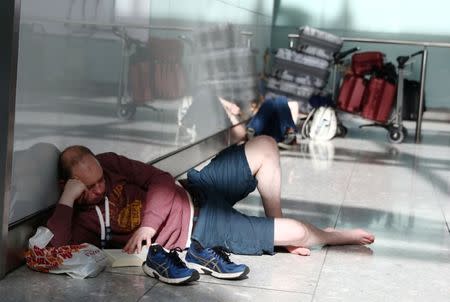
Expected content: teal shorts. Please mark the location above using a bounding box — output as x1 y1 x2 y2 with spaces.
188 144 274 255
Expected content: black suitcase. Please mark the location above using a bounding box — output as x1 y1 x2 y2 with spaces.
402 79 425 121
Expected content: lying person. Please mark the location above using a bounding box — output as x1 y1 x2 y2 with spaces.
47 137 374 284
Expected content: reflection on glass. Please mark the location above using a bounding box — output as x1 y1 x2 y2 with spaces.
308 141 335 170
12 0 273 223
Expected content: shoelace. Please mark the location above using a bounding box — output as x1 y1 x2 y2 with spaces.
167 247 187 268
211 247 233 264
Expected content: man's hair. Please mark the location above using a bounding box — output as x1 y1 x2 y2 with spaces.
58 145 95 181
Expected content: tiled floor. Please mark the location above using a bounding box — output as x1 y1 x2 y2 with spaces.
2 117 450 301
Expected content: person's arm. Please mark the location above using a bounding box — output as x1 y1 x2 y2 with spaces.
46 204 74 246
219 97 247 142
123 175 178 253
100 153 180 253
46 179 87 246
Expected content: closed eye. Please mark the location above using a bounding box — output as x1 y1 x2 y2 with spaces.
87 175 104 190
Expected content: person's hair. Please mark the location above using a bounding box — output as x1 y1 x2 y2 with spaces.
58 145 95 181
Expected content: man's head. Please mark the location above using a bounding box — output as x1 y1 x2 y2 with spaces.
59 145 105 205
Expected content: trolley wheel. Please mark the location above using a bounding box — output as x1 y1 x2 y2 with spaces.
336 124 348 137
388 127 405 144
117 103 136 120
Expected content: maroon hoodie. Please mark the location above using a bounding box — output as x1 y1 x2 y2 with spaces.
47 152 192 249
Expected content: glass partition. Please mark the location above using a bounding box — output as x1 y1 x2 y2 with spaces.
10 0 274 224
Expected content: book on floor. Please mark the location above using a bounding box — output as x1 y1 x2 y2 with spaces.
103 246 148 268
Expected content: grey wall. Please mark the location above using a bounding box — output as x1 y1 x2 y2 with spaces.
272 0 450 109
0 0 21 279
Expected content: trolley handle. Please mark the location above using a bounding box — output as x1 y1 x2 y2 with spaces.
333 47 360 62
112 26 147 48
396 50 424 68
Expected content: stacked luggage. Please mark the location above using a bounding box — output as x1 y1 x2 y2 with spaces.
337 51 397 124
195 24 258 103
267 26 343 112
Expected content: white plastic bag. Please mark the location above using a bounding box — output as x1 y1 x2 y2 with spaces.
25 226 110 279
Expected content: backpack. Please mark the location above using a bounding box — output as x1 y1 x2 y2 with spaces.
301 106 337 141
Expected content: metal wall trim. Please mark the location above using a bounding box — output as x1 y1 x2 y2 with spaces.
0 0 21 280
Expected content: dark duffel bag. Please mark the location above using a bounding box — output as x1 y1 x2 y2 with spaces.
352 51 384 76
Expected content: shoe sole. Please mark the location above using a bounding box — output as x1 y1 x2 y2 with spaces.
142 262 200 285
277 142 295 150
186 261 250 280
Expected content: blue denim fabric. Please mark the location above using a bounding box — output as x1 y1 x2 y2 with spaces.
247 95 296 142
188 144 274 255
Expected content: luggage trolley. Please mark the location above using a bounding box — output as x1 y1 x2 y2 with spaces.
336 49 424 144
358 50 424 143
112 27 194 121
329 46 360 136
113 26 151 120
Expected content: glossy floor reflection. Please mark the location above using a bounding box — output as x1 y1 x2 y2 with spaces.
2 119 450 301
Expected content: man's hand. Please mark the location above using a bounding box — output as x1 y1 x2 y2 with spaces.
123 226 156 254
58 179 87 208
219 97 241 116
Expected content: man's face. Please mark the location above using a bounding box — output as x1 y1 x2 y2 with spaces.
71 155 106 205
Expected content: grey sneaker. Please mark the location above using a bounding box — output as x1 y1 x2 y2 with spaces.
277 129 297 149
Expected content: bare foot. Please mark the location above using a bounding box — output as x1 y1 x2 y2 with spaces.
286 245 311 256
323 228 375 245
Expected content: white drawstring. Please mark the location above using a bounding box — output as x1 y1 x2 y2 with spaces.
104 196 110 229
95 196 110 249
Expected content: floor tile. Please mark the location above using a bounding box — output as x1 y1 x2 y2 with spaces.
141 281 312 302
314 244 450 302
180 251 326 294
0 266 157 302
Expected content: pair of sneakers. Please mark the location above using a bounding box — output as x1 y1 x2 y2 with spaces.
142 241 249 285
277 128 298 150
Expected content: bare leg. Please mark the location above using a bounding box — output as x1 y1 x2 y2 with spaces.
244 135 282 218
274 218 375 256
244 136 375 255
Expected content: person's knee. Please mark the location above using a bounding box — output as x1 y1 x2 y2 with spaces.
274 218 308 245
245 135 279 174
254 135 277 149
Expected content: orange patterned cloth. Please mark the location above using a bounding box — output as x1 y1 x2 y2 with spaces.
25 244 87 273
25 241 108 279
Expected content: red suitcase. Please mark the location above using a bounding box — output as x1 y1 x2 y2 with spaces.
337 75 366 113
375 81 396 122
361 77 397 123
352 51 384 75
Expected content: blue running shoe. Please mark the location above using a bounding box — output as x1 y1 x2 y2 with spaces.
185 241 250 279
142 244 199 285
